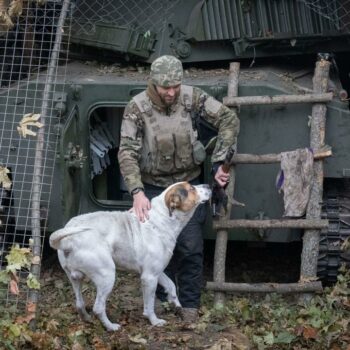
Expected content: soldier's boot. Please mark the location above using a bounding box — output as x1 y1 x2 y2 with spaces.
177 307 199 323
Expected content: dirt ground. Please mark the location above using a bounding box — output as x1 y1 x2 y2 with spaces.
33 241 301 350
39 259 251 350
3 240 348 349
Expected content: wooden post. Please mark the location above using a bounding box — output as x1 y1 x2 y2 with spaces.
28 0 72 329
300 59 331 282
213 62 240 307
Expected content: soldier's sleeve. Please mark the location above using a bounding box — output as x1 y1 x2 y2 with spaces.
117 101 144 193
193 87 240 163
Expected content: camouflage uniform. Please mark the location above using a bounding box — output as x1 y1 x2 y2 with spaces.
117 55 240 312
118 56 240 193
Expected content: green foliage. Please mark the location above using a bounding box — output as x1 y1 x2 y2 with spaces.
0 245 41 348
0 244 41 290
0 269 11 284
5 245 31 272
200 267 350 349
27 273 41 290
0 309 33 349
0 260 349 349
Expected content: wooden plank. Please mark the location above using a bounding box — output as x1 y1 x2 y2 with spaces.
231 148 331 164
213 219 329 230
223 92 333 106
206 281 323 293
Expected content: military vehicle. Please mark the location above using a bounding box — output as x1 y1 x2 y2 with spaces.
1 0 350 285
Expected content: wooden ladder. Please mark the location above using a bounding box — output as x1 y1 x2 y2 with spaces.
207 59 332 305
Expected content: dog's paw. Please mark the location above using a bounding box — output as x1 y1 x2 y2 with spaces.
106 323 121 331
78 310 92 323
153 318 167 327
82 314 93 323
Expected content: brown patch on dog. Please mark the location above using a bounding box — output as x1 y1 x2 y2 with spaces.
164 182 199 216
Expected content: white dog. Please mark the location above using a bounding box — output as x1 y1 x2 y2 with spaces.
49 182 211 331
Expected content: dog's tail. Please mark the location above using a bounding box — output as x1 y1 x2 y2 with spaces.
49 227 89 250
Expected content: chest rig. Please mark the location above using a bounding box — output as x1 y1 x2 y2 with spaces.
133 85 205 179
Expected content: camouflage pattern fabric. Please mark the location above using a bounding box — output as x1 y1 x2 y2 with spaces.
150 55 183 87
118 85 240 193
276 148 314 217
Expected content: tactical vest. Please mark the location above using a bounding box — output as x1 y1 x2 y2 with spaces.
133 85 205 187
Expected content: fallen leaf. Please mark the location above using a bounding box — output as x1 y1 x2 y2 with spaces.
27 273 41 289
93 335 110 350
8 0 23 17
211 328 251 350
0 166 12 189
26 302 37 314
129 334 147 345
71 342 84 350
15 313 35 324
302 326 318 340
10 279 19 295
206 337 234 350
46 319 60 332
17 113 43 138
180 334 192 343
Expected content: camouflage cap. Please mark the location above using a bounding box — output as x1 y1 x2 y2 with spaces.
150 55 183 87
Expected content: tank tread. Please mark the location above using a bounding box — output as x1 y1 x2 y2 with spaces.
317 196 350 284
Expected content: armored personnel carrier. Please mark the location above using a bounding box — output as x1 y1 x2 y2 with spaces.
1 0 350 285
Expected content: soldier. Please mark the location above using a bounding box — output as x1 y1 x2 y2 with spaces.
118 55 239 322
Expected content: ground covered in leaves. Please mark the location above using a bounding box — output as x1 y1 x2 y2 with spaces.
1 243 350 350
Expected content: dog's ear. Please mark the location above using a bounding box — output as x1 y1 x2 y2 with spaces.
165 187 188 217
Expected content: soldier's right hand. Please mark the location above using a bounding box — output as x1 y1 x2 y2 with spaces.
133 191 151 222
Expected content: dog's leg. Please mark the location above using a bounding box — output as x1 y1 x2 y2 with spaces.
91 269 120 331
68 271 92 322
158 273 181 307
141 272 166 326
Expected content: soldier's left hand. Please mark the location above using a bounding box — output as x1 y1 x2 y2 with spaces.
215 165 230 187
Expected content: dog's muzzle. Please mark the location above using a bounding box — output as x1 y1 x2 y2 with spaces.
196 184 212 203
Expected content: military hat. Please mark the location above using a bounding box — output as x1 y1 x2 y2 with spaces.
150 55 183 87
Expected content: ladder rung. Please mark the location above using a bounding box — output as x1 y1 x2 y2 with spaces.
206 281 323 293
231 148 331 164
213 219 329 230
223 92 333 107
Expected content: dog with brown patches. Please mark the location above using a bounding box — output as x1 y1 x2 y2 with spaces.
49 182 211 331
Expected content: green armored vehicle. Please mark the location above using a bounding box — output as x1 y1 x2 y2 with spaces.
1 0 350 285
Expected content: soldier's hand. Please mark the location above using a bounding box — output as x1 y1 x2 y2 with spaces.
215 165 230 187
133 191 151 222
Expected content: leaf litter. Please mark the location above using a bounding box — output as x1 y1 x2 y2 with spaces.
0 257 349 349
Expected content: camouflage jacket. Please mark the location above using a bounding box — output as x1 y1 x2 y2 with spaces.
118 86 240 193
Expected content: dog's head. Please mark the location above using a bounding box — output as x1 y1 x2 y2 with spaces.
164 182 211 217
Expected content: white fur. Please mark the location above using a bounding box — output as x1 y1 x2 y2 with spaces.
49 183 211 331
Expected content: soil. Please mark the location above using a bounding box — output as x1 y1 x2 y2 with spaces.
36 241 302 349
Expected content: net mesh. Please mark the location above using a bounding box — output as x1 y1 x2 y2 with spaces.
71 0 181 35
68 0 350 35
0 0 71 317
299 0 350 31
